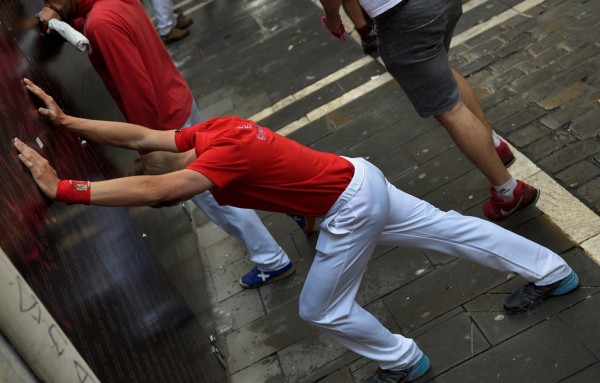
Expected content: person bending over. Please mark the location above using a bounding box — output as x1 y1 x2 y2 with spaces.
15 79 579 383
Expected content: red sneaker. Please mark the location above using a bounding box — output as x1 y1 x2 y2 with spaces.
496 139 516 168
483 180 540 221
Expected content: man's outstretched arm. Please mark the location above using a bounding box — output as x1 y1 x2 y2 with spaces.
13 138 213 207
24 78 178 153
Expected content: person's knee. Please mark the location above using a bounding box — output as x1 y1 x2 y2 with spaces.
299 297 333 327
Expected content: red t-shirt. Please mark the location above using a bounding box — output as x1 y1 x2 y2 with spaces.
174 117 355 217
75 0 192 131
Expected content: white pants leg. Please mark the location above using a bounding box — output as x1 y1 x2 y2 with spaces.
191 192 290 271
149 0 176 36
299 158 572 371
378 184 571 286
183 99 289 271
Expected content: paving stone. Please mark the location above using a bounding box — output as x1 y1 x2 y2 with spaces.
205 236 247 272
506 123 547 148
365 146 421 181
259 83 345 130
479 87 517 111
495 33 537 58
569 108 600 139
316 367 354 383
286 117 335 146
225 298 313 373
556 161 600 189
559 363 600 383
508 63 564 94
518 46 569 74
539 139 600 173
494 104 546 134
393 148 476 198
403 128 456 165
418 188 463 214
485 95 530 125
559 293 600 359
259 256 311 314
557 42 600 70
278 331 352 383
434 318 596 383
468 287 596 346
230 355 283 383
336 61 386 92
358 247 433 306
411 313 491 381
340 117 433 160
461 53 496 77
480 67 525 93
461 0 511 29
511 215 576 253
310 114 391 154
521 130 579 162
575 177 600 205
383 259 511 334
443 169 491 211
325 81 404 128
539 101 595 131
537 81 587 111
213 288 264 334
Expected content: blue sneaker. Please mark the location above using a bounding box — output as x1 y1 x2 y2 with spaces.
287 214 316 235
503 270 580 314
240 262 296 289
363 354 430 383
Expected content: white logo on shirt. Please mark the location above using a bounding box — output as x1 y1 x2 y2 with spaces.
256 126 268 141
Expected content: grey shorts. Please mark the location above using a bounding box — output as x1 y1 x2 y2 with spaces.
375 0 463 117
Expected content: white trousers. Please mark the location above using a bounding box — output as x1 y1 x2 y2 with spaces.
299 158 571 370
149 0 177 36
184 99 289 271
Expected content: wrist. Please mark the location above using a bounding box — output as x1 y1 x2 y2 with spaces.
55 179 91 204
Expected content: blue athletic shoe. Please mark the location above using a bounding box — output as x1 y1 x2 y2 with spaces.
239 262 296 289
287 214 316 235
503 270 580 314
363 354 431 383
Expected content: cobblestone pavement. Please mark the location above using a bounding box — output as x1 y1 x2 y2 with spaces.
154 0 600 381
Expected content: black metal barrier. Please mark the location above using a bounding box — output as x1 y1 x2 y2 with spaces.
0 1 227 382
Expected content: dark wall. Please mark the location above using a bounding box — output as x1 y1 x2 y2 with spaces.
0 2 226 382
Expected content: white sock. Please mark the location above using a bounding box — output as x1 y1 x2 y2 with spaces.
492 131 501 148
494 178 518 201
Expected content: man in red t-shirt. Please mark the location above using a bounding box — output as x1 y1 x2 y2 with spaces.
16 82 580 383
37 0 295 288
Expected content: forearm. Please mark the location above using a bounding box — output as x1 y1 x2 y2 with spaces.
60 170 213 207
319 0 343 18
59 115 148 150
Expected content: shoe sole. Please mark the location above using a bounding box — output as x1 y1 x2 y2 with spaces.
407 355 431 382
551 271 580 296
240 266 296 289
504 272 580 315
503 156 516 168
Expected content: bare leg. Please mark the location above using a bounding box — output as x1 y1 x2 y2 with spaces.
452 68 494 132
435 99 511 186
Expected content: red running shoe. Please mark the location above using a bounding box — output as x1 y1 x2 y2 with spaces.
483 180 540 221
496 139 516 168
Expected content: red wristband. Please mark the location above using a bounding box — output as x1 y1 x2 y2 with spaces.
55 179 91 205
